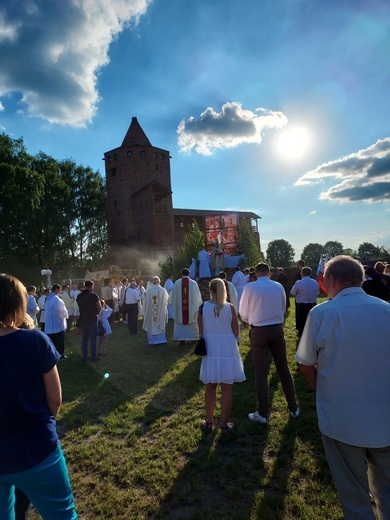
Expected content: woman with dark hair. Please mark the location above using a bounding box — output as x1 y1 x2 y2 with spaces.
198 278 246 436
0 273 77 519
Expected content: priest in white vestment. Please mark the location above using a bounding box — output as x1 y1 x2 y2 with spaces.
164 274 175 318
210 243 225 276
142 277 169 345
169 268 203 342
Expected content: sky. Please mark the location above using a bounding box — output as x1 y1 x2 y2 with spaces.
1 0 389 260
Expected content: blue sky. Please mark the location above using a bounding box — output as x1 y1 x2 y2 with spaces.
1 0 389 259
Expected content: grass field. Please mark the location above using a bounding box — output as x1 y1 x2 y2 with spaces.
30 298 345 519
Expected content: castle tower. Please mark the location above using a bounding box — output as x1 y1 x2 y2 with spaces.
104 117 175 262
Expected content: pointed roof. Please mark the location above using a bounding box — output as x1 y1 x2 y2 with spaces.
121 117 152 147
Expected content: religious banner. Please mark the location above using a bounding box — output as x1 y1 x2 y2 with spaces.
205 213 239 256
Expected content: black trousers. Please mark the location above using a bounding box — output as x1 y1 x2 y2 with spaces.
126 303 138 335
48 331 65 356
295 302 316 336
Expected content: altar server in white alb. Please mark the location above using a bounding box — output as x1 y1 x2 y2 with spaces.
198 248 211 278
169 268 203 343
142 276 169 345
164 274 175 319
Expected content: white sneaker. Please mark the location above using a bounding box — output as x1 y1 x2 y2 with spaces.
248 411 268 424
290 407 300 419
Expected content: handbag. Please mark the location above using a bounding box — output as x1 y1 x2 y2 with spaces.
194 336 207 356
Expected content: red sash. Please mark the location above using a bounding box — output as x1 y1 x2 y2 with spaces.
181 277 189 324
223 280 231 302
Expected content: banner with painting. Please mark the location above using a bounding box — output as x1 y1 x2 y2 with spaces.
205 213 238 256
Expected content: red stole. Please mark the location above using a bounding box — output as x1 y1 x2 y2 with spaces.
223 280 231 303
181 277 190 324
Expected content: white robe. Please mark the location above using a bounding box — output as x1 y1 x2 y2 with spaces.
232 270 247 303
169 277 202 341
142 284 169 343
198 249 211 278
164 278 174 318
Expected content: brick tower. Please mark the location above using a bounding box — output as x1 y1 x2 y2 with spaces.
104 117 175 262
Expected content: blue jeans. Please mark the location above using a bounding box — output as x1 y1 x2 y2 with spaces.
81 321 97 361
0 444 77 519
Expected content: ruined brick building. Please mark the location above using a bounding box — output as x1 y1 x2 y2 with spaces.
104 117 260 263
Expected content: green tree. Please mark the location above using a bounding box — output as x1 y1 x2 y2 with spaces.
237 218 263 267
0 133 108 283
342 248 357 257
357 242 381 258
159 220 205 280
302 243 324 267
266 239 294 267
323 241 343 258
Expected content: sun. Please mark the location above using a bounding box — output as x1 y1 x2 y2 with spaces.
276 126 310 159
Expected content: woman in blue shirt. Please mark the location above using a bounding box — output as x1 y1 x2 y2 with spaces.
0 274 77 519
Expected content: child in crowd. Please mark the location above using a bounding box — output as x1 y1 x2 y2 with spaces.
97 299 113 356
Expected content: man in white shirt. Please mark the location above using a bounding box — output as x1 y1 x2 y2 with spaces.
239 263 299 424
169 268 202 343
290 267 319 337
296 256 390 519
26 285 39 326
125 281 141 335
142 277 169 344
44 284 68 358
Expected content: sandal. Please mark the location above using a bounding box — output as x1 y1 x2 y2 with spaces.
200 420 213 433
220 422 235 436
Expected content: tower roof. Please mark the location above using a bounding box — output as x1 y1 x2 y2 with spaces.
121 117 152 147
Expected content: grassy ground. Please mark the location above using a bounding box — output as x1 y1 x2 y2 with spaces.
30 298 344 519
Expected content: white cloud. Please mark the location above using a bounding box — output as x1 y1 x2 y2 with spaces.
177 101 288 155
0 0 152 126
295 138 390 202
0 101 4 111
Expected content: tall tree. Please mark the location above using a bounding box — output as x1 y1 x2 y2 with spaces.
237 218 263 267
0 133 108 283
323 241 343 258
302 243 324 267
159 220 205 280
266 239 295 267
357 242 382 258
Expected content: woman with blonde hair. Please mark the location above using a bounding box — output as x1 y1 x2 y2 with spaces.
198 278 246 436
0 274 77 518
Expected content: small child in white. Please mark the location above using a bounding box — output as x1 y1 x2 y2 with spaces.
97 299 113 356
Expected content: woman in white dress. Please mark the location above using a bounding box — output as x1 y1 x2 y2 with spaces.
198 278 246 436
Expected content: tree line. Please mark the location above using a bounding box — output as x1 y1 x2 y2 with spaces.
266 239 389 268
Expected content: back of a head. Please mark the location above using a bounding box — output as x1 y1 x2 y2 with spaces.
26 285 36 294
0 274 27 328
219 271 227 280
85 280 94 289
182 268 190 277
130 281 137 288
51 284 61 292
255 263 270 276
325 255 363 286
153 276 160 285
209 278 227 313
301 267 312 277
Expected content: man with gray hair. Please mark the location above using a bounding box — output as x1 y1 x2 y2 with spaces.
142 276 169 345
296 255 390 519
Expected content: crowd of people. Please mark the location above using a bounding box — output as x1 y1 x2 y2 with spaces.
2 253 390 519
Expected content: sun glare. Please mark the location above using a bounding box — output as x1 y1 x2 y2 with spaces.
276 126 310 159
